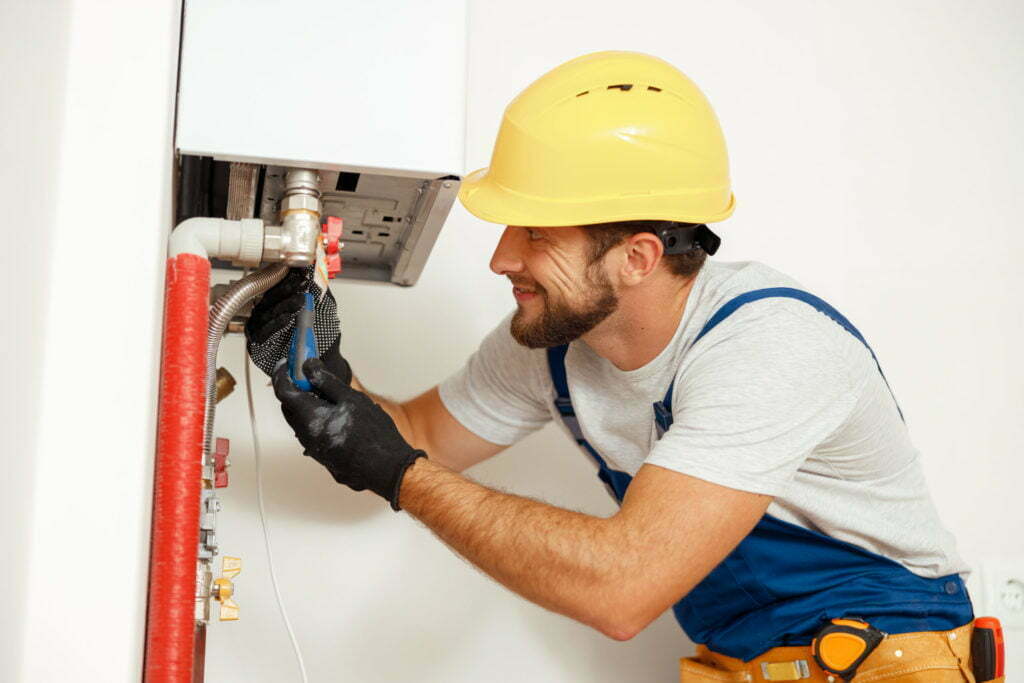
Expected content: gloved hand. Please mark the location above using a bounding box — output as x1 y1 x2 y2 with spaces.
245 266 351 383
273 357 426 510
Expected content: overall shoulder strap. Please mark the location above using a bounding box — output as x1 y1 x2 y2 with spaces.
546 344 598 450
653 287 904 436
546 344 633 501
694 287 869 347
547 344 571 408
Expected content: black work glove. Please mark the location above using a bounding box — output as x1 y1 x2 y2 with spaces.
272 357 426 511
245 266 351 382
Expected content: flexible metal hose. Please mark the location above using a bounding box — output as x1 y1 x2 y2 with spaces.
203 263 288 461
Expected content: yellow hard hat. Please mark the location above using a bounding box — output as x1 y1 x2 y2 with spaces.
459 51 735 227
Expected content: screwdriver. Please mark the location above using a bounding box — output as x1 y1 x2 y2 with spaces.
287 291 319 391
971 617 1005 682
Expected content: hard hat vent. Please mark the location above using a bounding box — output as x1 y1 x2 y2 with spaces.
577 84 662 97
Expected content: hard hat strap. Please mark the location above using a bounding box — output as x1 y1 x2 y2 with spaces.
656 223 721 256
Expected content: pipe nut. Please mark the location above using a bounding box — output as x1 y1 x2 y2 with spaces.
280 193 320 214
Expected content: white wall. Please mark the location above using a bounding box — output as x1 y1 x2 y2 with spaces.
205 2 1024 681
2 0 181 681
6 1 1021 681
0 2 71 679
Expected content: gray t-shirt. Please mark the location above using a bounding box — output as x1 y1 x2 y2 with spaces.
439 260 968 580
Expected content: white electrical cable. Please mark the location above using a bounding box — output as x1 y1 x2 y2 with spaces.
245 353 310 683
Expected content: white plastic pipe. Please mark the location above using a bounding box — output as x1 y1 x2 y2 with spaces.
169 217 265 266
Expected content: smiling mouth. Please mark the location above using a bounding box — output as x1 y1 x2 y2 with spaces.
512 285 540 303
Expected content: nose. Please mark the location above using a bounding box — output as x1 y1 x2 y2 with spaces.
489 226 526 276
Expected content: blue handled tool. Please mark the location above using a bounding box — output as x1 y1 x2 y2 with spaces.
287 292 319 391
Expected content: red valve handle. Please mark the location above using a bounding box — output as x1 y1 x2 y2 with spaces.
214 437 230 489
321 216 343 278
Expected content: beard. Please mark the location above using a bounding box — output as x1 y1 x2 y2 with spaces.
510 265 619 348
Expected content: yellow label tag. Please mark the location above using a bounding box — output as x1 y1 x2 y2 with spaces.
222 556 242 578
313 241 330 302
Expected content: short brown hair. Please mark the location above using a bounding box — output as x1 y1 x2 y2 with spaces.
584 220 707 278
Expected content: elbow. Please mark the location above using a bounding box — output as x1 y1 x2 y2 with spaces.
590 601 656 642
599 622 642 642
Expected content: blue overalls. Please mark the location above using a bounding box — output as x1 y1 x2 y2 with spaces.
546 288 973 661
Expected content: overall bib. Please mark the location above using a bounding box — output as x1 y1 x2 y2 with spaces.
546 288 975 681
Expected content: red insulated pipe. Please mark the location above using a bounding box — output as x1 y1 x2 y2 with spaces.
145 253 211 682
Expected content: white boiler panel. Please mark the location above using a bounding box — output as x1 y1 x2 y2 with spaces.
176 0 467 178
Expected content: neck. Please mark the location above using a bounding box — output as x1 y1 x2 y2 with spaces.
579 272 697 371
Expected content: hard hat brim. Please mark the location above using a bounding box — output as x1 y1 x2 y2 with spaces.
458 166 735 227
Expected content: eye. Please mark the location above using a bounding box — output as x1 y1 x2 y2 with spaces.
526 229 543 241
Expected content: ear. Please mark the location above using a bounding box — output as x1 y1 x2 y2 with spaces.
617 232 665 285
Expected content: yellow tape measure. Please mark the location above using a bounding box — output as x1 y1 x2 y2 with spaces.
811 618 885 680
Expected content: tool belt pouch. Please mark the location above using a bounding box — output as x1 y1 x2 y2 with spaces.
681 623 981 682
679 656 750 682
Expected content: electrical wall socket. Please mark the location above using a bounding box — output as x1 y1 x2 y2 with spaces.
975 559 1024 630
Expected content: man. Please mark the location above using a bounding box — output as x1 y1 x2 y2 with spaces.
248 52 978 681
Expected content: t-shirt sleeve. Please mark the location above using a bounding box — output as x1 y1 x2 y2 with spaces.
438 313 552 446
645 304 861 496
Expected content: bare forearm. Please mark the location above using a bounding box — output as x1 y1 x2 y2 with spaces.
398 457 642 638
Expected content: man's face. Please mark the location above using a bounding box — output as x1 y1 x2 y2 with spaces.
489 226 619 348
